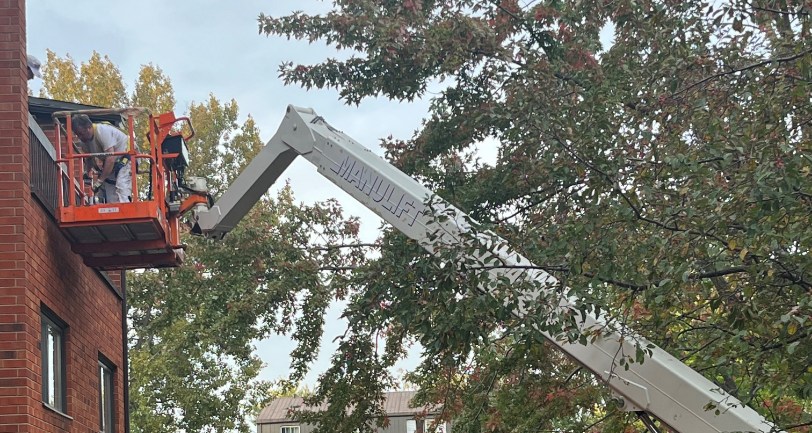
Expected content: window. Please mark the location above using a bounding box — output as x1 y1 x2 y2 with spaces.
99 357 115 433
430 420 448 433
281 426 300 433
41 307 67 412
408 419 448 433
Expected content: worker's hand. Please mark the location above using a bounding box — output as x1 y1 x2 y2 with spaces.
92 179 103 192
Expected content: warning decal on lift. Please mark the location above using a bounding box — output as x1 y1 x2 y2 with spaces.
98 207 120 214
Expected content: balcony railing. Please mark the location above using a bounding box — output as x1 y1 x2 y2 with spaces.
29 114 80 218
29 113 59 216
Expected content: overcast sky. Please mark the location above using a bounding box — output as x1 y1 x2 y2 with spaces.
26 1 429 386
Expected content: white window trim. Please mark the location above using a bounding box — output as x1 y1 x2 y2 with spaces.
408 418 448 433
41 308 67 413
99 358 115 433
280 425 301 433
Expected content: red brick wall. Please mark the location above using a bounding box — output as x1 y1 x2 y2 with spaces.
0 2 126 433
0 1 31 429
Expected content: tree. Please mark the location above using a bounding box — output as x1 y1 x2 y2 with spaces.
131 63 176 114
183 95 258 196
259 1 812 431
128 187 365 433
40 49 81 102
40 50 127 107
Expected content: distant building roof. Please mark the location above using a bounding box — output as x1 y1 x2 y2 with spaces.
257 390 437 424
28 96 123 125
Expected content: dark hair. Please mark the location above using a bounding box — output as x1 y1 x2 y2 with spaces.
71 114 93 131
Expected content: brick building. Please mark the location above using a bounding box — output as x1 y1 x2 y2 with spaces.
0 2 127 433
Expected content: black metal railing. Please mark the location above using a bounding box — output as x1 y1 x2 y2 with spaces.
29 115 59 217
28 115 81 217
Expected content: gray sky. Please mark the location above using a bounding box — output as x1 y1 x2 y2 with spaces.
26 1 428 386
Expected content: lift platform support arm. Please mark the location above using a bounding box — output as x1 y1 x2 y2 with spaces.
192 106 781 433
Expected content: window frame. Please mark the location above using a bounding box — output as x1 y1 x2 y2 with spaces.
41 306 68 413
99 355 116 433
409 418 447 433
280 425 301 433
427 419 448 433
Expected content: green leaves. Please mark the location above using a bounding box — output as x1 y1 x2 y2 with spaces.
260 0 812 431
128 191 365 433
184 96 257 196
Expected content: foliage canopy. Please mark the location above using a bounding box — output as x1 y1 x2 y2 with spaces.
258 0 812 431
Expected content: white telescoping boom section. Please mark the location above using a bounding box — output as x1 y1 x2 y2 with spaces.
192 105 780 433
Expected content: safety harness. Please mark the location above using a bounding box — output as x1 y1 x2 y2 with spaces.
104 155 130 185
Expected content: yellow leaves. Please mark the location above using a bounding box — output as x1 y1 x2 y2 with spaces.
727 239 747 261
787 321 798 336
80 51 127 107
41 50 127 108
41 51 176 116
132 64 176 114
184 95 263 195
131 63 176 141
40 49 80 101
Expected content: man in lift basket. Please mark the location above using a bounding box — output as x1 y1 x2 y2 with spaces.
71 114 132 203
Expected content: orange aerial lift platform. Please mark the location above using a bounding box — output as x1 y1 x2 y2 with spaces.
51 107 209 270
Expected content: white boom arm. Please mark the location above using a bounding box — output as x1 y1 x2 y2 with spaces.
193 105 780 433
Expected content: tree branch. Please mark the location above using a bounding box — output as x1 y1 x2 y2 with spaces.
493 183 585 223
487 0 591 90
785 420 812 430
466 263 750 291
319 266 358 272
693 267 747 280
562 366 583 385
751 5 809 16
759 329 809 352
673 47 812 97
307 243 380 251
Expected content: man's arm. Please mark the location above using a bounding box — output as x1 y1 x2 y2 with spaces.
99 155 117 180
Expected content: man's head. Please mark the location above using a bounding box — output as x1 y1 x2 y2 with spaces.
26 54 42 80
71 114 95 142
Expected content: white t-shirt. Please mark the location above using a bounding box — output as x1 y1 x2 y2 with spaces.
79 123 129 177
81 123 129 154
